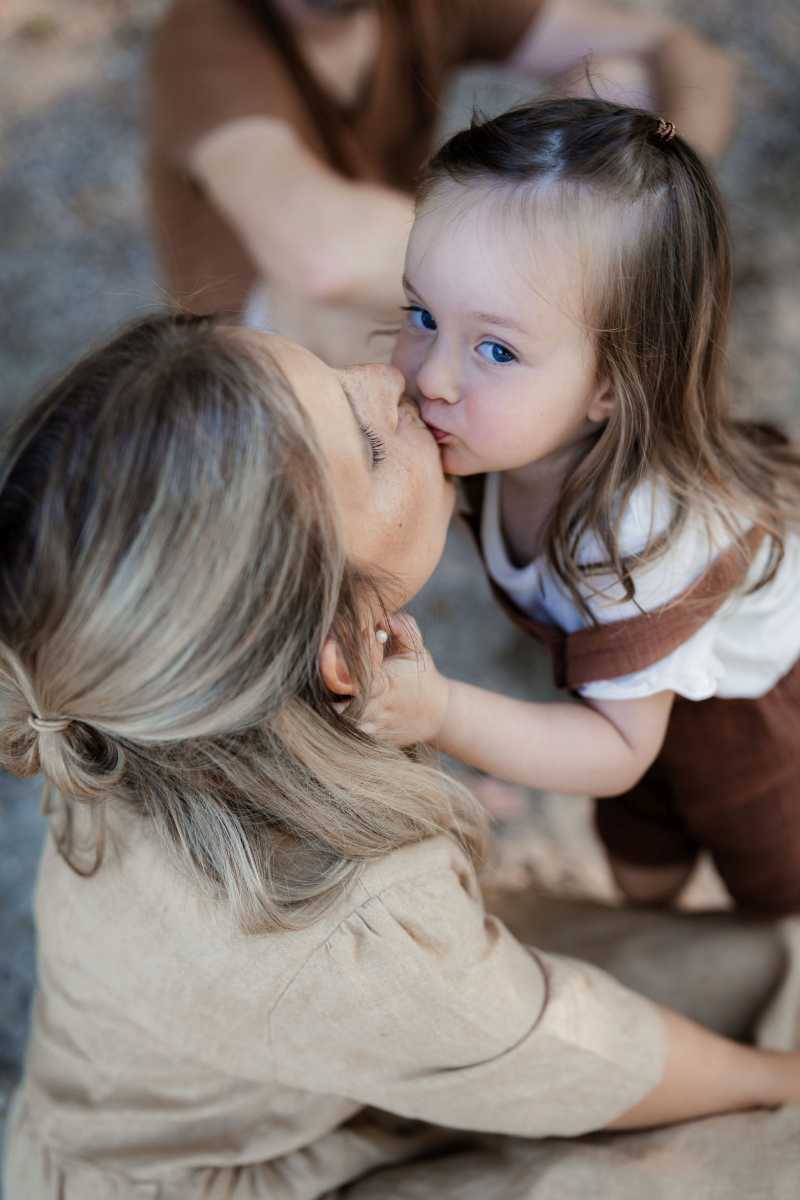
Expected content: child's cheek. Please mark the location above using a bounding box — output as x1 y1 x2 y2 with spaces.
390 334 416 383
442 443 481 477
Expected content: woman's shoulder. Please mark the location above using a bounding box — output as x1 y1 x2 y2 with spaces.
355 834 475 901
269 835 554 1068
38 815 476 993
294 838 486 969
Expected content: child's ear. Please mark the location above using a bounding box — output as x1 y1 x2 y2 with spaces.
320 637 357 697
587 378 617 424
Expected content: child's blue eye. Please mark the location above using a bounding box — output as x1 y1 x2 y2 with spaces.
402 305 437 333
477 341 516 365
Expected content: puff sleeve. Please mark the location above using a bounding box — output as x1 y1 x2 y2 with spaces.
269 840 666 1137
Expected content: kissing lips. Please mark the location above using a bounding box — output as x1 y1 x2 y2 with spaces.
425 423 452 445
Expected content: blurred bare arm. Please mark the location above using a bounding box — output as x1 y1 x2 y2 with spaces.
511 0 737 161
608 1005 800 1129
190 116 413 309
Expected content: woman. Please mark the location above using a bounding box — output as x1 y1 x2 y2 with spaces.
2 314 800 1199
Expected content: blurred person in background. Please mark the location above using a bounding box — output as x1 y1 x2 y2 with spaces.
147 0 737 365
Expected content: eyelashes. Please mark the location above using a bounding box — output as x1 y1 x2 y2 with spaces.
401 304 437 333
362 424 386 466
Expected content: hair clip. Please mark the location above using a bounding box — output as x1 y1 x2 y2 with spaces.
28 713 71 734
655 118 677 143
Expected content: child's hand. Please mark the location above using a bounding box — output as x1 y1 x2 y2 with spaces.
358 613 450 747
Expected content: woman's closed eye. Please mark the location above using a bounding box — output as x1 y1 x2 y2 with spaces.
476 340 516 365
362 424 386 466
402 305 437 333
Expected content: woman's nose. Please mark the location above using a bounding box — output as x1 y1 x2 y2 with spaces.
415 345 458 406
347 364 404 430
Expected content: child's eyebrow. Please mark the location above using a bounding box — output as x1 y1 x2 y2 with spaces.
471 311 529 336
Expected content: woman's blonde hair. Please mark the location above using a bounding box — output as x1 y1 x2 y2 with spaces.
423 98 800 617
0 314 486 931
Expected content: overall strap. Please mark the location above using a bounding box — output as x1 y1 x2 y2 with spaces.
460 475 766 689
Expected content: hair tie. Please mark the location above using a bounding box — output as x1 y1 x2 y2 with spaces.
29 713 71 735
655 118 677 143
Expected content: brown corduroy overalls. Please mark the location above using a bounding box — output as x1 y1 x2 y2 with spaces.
463 478 800 914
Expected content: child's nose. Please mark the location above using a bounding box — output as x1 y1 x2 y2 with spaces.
416 346 459 406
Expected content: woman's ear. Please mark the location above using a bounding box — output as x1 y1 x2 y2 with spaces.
587 377 617 424
320 637 357 697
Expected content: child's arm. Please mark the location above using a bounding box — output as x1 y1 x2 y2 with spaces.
511 0 737 163
440 679 674 797
360 614 673 796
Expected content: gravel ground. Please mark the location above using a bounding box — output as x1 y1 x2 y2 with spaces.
1 0 799 1181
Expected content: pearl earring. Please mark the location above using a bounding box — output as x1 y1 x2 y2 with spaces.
375 628 389 645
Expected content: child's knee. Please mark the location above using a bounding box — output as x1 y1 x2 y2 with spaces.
608 857 696 907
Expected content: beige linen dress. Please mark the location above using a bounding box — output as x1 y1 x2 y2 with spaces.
5 804 800 1199
2 800 668 1199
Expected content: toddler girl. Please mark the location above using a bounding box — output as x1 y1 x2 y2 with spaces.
366 98 800 913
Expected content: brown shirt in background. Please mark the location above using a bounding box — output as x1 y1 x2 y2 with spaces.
146 0 544 315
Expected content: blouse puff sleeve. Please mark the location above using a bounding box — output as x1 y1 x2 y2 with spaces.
269 838 666 1138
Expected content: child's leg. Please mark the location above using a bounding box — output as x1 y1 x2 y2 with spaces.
594 764 700 907
656 666 800 915
606 858 696 907
708 827 800 915
693 763 800 916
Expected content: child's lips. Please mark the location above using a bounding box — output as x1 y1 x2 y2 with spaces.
425 422 452 444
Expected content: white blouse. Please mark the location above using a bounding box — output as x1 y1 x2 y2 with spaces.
480 471 800 702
